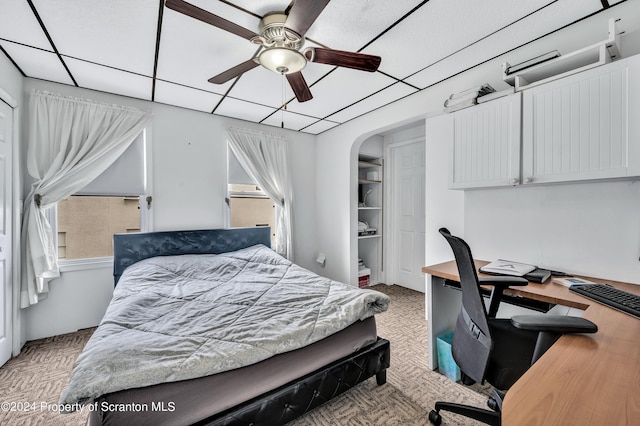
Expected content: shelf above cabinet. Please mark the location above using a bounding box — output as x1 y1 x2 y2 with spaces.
504 18 621 91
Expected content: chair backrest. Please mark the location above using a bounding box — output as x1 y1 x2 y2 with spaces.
439 228 493 383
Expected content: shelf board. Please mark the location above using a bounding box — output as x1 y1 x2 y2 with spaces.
505 18 621 91
359 160 382 168
358 234 382 240
358 153 382 164
359 179 382 184
358 206 382 210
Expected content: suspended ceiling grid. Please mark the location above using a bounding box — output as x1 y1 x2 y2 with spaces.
0 0 636 134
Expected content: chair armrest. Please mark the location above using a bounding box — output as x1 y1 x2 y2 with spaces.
479 276 529 288
480 276 529 318
511 315 598 334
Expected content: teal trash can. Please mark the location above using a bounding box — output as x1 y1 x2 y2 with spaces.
436 331 461 382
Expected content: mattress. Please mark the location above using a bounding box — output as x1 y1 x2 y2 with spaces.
86 316 378 426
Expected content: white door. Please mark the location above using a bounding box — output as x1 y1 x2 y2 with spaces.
389 140 425 292
0 100 13 365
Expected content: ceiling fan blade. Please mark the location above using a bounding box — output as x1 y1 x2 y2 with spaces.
165 0 258 40
305 47 381 72
285 0 331 37
286 72 313 103
208 59 259 84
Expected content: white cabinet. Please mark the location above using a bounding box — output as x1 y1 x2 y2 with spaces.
522 55 640 184
451 93 522 189
357 153 383 285
443 54 640 190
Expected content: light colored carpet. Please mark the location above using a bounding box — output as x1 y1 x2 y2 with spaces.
289 284 489 426
0 284 489 425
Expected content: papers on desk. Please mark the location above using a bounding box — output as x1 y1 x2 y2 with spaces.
479 259 536 276
552 277 596 287
480 260 553 283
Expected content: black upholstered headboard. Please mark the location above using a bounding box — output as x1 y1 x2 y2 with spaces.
113 227 271 285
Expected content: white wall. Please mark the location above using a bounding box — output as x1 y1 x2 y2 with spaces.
0 53 22 98
20 79 318 341
315 3 640 285
464 181 640 284
424 115 465 267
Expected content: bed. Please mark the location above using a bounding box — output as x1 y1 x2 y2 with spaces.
60 227 391 425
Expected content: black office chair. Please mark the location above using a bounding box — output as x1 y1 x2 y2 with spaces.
428 228 598 426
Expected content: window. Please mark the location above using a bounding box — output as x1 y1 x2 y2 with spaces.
56 130 149 262
227 149 276 245
57 195 142 259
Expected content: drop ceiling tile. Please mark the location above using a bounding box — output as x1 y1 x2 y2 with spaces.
404 0 603 89
0 0 52 50
326 82 418 123
367 0 559 79
286 67 397 118
301 119 340 135
214 97 277 123
305 0 424 51
227 69 292 108
154 80 222 113
0 41 73 84
157 5 258 93
227 1 292 17
185 0 266 34
261 109 321 131
64 57 152 100
31 0 158 76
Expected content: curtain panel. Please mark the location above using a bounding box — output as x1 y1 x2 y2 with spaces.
226 127 294 260
21 90 151 307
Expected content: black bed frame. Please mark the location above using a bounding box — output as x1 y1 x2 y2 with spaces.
109 227 390 425
200 338 390 426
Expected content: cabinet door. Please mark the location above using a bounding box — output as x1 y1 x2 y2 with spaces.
522 58 635 184
451 93 522 189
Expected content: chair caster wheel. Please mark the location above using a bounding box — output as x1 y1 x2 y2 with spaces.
428 410 442 425
461 372 475 385
487 396 499 411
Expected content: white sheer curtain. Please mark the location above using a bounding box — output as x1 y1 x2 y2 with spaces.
21 90 152 307
226 127 294 260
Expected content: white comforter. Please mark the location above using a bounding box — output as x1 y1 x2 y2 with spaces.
60 244 389 408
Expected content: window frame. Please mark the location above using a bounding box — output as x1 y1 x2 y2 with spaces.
56 128 153 272
226 144 277 245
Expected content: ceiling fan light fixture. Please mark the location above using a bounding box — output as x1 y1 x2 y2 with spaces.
258 47 307 74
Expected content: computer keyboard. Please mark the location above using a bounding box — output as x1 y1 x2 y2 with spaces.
569 283 640 319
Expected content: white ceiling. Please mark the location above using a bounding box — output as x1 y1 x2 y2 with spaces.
0 0 636 134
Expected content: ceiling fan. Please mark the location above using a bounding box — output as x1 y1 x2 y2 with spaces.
165 0 382 103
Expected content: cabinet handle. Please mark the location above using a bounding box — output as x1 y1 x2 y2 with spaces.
524 177 533 184
511 178 519 185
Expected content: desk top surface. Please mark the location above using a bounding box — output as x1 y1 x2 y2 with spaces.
423 260 640 426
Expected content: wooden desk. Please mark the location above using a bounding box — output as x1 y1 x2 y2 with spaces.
422 260 640 425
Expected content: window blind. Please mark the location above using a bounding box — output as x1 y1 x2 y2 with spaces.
228 147 255 185
77 131 145 195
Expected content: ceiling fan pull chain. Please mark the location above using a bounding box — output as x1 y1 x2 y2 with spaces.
281 72 285 128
